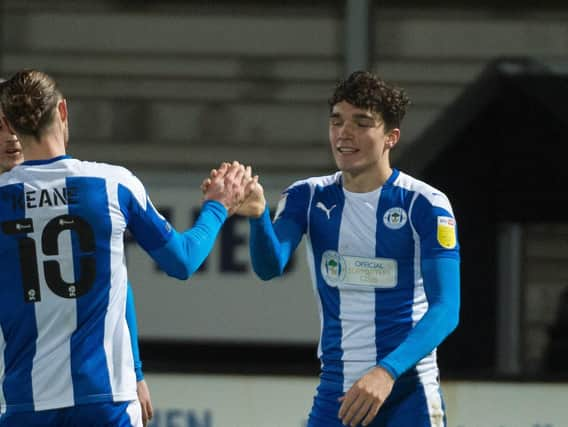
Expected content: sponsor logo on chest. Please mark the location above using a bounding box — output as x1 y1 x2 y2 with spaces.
320 250 398 289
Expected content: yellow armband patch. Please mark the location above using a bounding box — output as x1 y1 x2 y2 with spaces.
437 216 456 249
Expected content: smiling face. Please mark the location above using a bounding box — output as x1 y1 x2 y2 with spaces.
0 109 23 173
329 101 399 190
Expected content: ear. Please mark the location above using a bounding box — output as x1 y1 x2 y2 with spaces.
386 128 401 149
57 99 68 122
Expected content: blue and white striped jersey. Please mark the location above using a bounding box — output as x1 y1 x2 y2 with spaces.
266 168 459 391
0 155 173 413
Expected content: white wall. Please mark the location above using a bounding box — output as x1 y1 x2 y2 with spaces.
143 372 568 427
129 172 320 343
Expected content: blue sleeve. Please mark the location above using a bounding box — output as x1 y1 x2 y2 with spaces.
148 200 227 280
125 282 143 381
119 183 174 253
249 205 304 280
378 257 460 379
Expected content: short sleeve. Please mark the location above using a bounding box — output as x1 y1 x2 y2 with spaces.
410 192 460 260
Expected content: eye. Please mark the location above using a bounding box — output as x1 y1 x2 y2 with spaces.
356 119 375 128
330 118 343 126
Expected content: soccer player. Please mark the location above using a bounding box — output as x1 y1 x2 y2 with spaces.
0 69 249 426
0 101 23 171
0 79 154 426
217 71 461 426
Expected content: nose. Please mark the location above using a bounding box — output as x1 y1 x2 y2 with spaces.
338 120 355 137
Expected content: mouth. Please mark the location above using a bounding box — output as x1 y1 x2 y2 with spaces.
336 146 359 154
5 147 22 156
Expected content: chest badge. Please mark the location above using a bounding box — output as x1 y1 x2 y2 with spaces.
383 207 408 230
321 250 346 285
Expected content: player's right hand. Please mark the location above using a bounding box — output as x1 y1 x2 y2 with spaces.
201 162 266 218
202 161 247 215
338 366 394 426
235 174 266 218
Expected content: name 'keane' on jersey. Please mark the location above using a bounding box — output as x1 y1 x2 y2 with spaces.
2 185 79 210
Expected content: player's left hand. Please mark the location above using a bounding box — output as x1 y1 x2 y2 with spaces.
201 161 248 215
137 379 154 427
201 163 260 216
338 366 394 426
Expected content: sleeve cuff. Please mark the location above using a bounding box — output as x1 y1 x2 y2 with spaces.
249 204 271 225
202 199 228 222
135 366 144 382
378 360 399 381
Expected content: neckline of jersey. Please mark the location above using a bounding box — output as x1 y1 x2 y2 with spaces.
21 155 72 166
340 168 399 195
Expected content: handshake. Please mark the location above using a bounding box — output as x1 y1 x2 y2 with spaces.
200 160 266 218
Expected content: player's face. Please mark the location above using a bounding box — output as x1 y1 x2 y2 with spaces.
0 112 23 173
329 101 393 177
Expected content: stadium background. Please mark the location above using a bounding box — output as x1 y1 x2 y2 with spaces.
1 0 568 425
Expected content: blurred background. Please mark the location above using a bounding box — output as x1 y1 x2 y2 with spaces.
2 0 568 425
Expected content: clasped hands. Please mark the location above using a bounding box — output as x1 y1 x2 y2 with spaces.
200 161 266 218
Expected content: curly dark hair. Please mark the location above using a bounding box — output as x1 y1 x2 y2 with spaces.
328 71 410 131
0 69 62 138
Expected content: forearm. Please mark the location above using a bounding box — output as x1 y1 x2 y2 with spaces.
379 258 460 379
149 200 227 280
250 205 300 280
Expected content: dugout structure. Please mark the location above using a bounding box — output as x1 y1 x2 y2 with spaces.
396 57 568 379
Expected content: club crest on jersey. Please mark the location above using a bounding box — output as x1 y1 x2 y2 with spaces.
437 216 456 249
383 207 407 230
321 250 346 286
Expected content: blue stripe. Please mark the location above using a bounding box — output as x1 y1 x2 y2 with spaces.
374 184 415 363
66 177 113 401
0 183 37 409
309 183 344 384
118 184 172 252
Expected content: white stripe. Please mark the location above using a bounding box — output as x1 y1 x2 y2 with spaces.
0 327 5 412
339 290 377 391
339 189 381 391
127 399 143 427
31 199 76 411
421 378 446 427
104 180 136 398
343 361 376 392
304 184 325 361
305 237 324 362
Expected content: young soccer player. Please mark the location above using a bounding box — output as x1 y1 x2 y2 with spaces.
213 71 461 427
0 78 155 426
0 69 250 426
